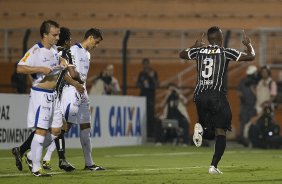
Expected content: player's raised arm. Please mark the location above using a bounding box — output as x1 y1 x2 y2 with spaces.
238 30 255 61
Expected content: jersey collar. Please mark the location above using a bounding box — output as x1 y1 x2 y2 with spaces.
37 42 44 48
75 43 83 49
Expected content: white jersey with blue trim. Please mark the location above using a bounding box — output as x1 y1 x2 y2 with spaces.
70 43 90 86
18 42 60 87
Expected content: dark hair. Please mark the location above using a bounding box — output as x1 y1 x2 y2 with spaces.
57 27 71 46
207 26 221 35
84 28 103 40
207 26 221 44
40 20 59 38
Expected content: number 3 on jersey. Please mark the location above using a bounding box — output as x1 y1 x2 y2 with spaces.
201 58 214 78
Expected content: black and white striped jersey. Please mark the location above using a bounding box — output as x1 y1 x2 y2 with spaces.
55 46 74 98
183 45 242 98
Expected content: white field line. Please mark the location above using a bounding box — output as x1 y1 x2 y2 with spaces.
0 150 269 160
0 171 64 177
104 150 266 158
0 166 238 177
114 165 237 172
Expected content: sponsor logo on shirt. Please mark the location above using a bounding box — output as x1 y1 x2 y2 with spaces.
79 58 85 62
200 48 221 54
43 57 50 62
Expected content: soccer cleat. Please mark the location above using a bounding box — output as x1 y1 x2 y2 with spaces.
32 168 52 177
208 165 223 174
42 160 52 170
24 154 33 172
11 147 23 171
193 123 203 147
59 159 76 172
84 164 106 171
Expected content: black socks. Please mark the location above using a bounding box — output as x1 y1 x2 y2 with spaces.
19 131 35 156
211 135 226 168
55 130 66 160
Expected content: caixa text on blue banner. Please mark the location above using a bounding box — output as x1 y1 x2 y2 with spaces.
65 106 142 138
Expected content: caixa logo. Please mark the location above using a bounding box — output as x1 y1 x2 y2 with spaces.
65 105 142 138
108 106 142 136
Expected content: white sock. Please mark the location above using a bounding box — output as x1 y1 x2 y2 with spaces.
43 140 56 161
31 134 45 172
80 128 93 166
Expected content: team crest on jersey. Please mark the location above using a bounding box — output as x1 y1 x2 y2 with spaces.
200 48 221 54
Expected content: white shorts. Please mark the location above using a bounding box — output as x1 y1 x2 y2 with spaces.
61 85 91 124
27 87 62 129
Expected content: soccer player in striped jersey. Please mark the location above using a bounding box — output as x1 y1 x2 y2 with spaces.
42 27 84 172
179 26 255 174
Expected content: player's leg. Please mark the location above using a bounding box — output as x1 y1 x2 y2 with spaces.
209 128 226 174
30 128 49 176
55 121 67 161
79 99 105 171
193 96 206 147
25 131 58 172
55 119 70 161
80 123 94 169
60 86 80 171
42 140 56 170
208 93 231 174
41 98 64 170
12 130 35 171
28 88 58 177
19 131 35 155
56 122 75 171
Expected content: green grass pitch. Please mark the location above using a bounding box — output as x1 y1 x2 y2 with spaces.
0 144 282 184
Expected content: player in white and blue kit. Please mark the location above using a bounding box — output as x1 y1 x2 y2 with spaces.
61 28 105 170
12 26 85 173
16 20 68 177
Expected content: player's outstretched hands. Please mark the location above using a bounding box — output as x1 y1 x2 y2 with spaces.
242 30 251 46
193 33 205 47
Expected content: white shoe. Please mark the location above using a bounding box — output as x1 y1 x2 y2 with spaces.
208 165 223 174
193 123 203 147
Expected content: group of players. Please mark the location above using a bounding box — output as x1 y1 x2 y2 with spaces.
11 20 256 176
11 20 105 177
